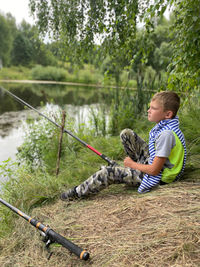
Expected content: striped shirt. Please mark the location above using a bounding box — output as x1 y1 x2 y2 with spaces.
138 116 187 193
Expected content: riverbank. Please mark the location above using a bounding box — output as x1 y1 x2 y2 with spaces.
0 79 138 91
0 62 140 92
0 64 137 89
0 79 106 88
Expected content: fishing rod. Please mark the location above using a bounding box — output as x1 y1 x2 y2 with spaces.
0 197 89 261
0 86 116 166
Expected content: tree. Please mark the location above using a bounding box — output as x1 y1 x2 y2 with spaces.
167 0 200 91
11 20 56 66
0 13 15 66
11 32 33 66
29 0 200 91
140 0 200 91
29 0 139 62
153 42 172 72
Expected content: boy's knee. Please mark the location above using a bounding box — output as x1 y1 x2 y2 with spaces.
120 128 134 138
120 129 137 142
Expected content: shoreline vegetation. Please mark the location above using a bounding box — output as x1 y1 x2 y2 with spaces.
0 66 199 266
0 65 138 89
0 79 137 90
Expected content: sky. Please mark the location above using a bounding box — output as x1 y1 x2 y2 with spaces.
0 0 34 24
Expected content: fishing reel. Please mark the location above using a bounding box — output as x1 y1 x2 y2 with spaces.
40 230 54 260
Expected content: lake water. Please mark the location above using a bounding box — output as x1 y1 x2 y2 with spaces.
0 127 24 163
0 82 108 165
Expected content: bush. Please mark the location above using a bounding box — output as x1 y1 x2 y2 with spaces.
119 70 137 88
180 92 200 162
16 104 65 173
0 66 31 80
73 64 102 84
31 65 67 81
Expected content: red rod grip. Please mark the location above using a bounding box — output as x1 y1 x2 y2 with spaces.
87 145 102 156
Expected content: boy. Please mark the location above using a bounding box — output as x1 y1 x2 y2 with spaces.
61 91 187 200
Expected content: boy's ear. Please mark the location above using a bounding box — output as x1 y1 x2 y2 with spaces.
165 110 174 119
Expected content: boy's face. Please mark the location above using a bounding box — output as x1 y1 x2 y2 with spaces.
148 99 173 123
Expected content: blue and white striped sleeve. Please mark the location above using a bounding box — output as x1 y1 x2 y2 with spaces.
138 173 161 193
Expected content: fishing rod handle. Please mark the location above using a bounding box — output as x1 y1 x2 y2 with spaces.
0 198 89 261
28 218 89 260
46 228 89 261
86 145 118 166
101 154 118 166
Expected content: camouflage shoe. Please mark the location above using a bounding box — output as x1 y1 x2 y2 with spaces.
60 187 78 201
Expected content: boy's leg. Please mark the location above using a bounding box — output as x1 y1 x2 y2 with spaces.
61 129 148 200
61 165 142 200
120 129 149 164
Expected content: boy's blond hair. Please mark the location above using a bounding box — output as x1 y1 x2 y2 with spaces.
152 91 180 118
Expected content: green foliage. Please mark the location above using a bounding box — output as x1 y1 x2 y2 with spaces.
142 0 200 91
0 66 31 80
2 0 199 95
179 92 200 161
35 43 57 66
89 105 108 137
119 71 134 87
29 0 138 62
16 105 63 172
12 20 57 67
31 65 67 81
0 158 18 183
11 32 33 66
168 0 200 91
153 42 172 71
30 0 200 93
0 13 15 66
30 64 104 84
108 87 152 136
73 64 102 84
108 88 135 135
0 120 125 237
0 13 57 67
1 168 59 211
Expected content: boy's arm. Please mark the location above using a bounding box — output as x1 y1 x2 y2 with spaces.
124 156 167 175
124 130 175 175
124 156 167 194
128 131 175 193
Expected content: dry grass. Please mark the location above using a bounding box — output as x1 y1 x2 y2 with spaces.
0 180 199 267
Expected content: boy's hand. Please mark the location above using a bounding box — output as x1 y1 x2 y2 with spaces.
124 157 136 169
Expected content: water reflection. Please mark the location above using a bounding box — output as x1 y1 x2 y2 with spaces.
0 127 24 163
0 103 99 162
0 82 108 164
0 83 106 115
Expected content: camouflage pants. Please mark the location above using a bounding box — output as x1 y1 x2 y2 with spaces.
76 129 149 197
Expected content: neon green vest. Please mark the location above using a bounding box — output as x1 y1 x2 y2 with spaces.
161 131 185 183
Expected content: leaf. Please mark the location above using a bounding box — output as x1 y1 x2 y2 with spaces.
193 16 198 22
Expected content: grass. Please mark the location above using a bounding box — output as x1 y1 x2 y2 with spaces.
0 177 199 266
